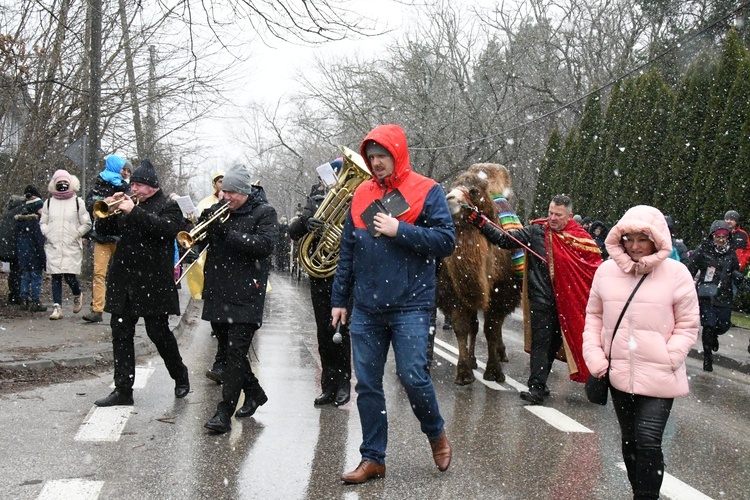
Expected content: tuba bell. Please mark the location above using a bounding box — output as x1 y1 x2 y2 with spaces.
298 145 371 278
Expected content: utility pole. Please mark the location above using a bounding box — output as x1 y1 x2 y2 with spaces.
86 0 102 197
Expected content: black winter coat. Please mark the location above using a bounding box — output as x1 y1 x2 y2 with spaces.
481 222 555 308
687 241 742 308
0 198 25 261
97 190 183 316
15 211 45 271
201 194 278 325
85 176 128 243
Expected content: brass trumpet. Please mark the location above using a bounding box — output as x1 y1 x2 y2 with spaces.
93 194 139 218
176 201 231 249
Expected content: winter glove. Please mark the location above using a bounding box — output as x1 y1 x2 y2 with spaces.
306 217 325 233
465 205 488 228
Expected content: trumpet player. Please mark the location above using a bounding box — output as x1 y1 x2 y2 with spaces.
94 159 190 407
83 154 130 323
202 165 279 434
289 158 352 407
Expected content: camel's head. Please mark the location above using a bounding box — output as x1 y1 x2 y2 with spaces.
446 171 497 222
446 163 512 220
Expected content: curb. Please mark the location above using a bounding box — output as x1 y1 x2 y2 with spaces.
0 295 196 372
688 347 750 376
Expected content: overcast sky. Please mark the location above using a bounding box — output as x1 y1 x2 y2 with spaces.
187 0 500 196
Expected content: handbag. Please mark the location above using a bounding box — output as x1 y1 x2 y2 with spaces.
696 282 718 298
585 273 648 405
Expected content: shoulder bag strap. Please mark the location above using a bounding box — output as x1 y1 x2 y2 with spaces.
606 273 648 364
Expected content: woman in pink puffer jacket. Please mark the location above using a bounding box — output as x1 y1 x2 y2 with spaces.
583 205 699 499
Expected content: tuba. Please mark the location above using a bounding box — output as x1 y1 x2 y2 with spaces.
298 145 371 278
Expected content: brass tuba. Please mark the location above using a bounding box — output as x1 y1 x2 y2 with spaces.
298 145 371 278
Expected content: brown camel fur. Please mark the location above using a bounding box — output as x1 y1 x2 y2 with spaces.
437 164 522 385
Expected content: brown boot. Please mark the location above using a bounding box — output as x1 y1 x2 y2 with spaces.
429 431 452 472
340 460 386 484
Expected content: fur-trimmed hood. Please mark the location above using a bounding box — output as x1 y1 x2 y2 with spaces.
605 205 672 275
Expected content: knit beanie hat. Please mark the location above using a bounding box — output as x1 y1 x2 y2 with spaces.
724 210 740 223
363 140 392 158
130 159 160 188
709 220 731 236
24 185 42 199
221 164 254 195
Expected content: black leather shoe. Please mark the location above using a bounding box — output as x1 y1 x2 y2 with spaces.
334 386 350 406
95 390 134 407
174 371 190 398
314 390 335 406
204 411 231 433
236 393 268 418
205 365 225 385
520 390 544 405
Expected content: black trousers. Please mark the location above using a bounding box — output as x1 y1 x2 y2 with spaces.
213 322 265 415
310 276 351 392
111 314 187 391
611 386 674 499
701 304 732 358
7 259 21 302
527 305 562 391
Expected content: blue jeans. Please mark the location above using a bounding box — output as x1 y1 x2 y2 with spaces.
350 308 444 465
20 270 43 302
51 273 81 304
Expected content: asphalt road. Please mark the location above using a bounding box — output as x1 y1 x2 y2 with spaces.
0 272 748 499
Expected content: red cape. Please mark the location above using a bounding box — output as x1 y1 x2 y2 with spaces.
537 218 602 382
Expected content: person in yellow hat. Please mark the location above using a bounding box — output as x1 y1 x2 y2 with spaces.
196 171 224 213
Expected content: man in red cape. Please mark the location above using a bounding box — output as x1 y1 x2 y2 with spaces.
467 194 602 404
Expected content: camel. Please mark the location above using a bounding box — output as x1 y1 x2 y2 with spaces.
437 163 522 385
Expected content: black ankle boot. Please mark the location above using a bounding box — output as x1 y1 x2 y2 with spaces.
236 391 268 418
95 389 134 407
204 410 232 433
703 355 713 372
19 299 29 311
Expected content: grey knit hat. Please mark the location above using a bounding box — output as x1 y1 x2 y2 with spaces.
221 164 254 195
363 140 392 158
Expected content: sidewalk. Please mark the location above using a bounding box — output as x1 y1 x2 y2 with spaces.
0 286 196 371
1 290 749 374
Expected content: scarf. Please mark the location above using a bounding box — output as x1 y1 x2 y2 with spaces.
545 218 603 382
51 188 76 200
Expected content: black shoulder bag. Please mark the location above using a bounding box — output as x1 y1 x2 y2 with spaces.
585 273 648 405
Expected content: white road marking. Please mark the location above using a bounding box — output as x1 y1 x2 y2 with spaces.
37 479 103 499
433 346 508 390
616 462 714 500
75 406 133 442
109 366 154 389
524 406 593 433
434 338 516 391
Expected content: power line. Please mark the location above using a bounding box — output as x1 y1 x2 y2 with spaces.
412 1 749 152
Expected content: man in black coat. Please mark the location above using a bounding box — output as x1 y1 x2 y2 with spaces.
94 159 190 407
203 165 279 434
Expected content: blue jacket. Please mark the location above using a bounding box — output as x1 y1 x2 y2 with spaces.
331 125 455 313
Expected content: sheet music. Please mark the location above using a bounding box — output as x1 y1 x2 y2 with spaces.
174 195 199 220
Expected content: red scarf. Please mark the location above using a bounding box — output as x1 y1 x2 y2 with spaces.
540 218 602 382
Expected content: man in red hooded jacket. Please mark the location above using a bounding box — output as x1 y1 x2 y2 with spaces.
331 124 455 484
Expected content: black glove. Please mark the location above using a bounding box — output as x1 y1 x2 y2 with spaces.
466 206 488 228
209 221 229 240
306 217 325 232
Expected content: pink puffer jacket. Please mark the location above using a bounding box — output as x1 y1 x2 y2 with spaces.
582 205 699 398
